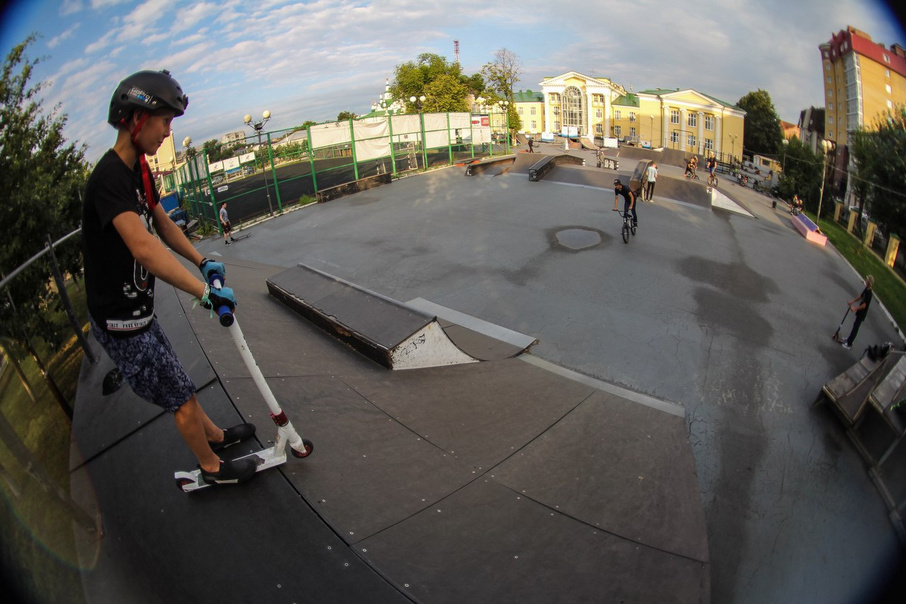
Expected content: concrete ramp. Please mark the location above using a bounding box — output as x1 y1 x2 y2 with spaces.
267 265 533 369
579 137 598 151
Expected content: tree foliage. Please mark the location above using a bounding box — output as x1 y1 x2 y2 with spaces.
481 48 522 103
850 105 906 239
776 137 824 213
389 53 486 114
336 110 357 121
0 36 89 350
737 89 783 156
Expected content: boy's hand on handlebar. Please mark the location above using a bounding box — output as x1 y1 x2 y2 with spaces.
199 258 226 284
201 285 237 312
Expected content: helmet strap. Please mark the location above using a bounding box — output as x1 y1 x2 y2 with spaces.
128 112 158 212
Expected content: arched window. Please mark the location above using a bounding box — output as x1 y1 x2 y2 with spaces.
563 86 585 135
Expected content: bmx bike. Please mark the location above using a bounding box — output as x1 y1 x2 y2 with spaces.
616 209 636 244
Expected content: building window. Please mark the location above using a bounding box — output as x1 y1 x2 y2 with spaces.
827 75 832 83
614 110 621 120
829 116 834 124
827 89 833 97
532 121 537 130
670 131 679 144
530 107 536 115
595 109 602 118
825 62 830 71
705 115 714 130
595 124 602 134
592 94 604 104
886 84 892 94
886 69 890 78
518 107 523 115
829 102 833 110
687 113 697 128
670 109 679 124
629 112 636 122
614 126 622 137
889 100 894 109
630 127 636 138
687 134 696 147
884 54 890 63
704 138 713 151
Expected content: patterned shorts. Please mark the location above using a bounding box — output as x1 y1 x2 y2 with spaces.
91 318 196 413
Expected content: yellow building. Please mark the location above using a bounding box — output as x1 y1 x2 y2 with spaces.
512 90 545 135
819 26 906 147
148 130 178 191
531 72 746 162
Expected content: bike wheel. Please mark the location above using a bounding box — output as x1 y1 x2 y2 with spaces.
631 221 637 236
621 223 630 244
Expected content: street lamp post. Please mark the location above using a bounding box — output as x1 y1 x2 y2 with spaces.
409 95 426 113
243 110 274 216
816 139 834 224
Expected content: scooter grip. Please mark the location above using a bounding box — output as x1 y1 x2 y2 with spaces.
217 305 234 327
208 276 234 327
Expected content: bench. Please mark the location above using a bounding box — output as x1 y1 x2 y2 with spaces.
792 213 828 246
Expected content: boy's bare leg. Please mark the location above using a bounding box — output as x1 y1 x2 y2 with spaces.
174 395 222 473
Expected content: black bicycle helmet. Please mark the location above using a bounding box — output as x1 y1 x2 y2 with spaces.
108 69 188 126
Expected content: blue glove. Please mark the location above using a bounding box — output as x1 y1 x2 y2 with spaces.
199 258 225 285
201 285 237 312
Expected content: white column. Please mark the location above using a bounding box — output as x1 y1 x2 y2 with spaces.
715 116 722 157
604 93 611 140
663 106 669 148
697 111 704 154
681 108 687 151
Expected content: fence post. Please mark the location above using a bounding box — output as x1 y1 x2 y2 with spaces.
388 116 398 177
420 113 428 170
307 125 319 195
266 133 283 212
202 149 220 234
348 119 360 181
45 234 96 365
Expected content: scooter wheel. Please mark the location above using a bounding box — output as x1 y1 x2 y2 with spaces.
175 477 195 491
291 439 314 458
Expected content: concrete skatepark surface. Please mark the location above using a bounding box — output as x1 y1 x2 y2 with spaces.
71 141 905 602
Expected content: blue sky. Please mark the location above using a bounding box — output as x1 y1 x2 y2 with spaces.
1 0 903 162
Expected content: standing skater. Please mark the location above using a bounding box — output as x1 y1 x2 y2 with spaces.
82 69 257 484
527 137 534 153
842 275 874 349
644 161 658 201
219 202 235 245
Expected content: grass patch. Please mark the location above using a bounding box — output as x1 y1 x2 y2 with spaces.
0 280 89 604
817 214 906 337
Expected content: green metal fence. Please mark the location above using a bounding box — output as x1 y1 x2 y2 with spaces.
172 112 509 230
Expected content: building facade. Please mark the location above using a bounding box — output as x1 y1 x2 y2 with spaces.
819 26 906 147
512 89 544 135
527 72 746 162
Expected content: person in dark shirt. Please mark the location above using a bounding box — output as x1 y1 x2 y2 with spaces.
612 179 637 226
82 70 257 485
842 275 874 349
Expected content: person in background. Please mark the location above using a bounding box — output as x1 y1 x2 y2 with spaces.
842 275 874 350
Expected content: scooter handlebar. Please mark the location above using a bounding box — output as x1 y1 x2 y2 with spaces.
208 276 235 327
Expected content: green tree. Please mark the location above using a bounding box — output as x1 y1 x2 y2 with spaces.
481 48 522 104
390 53 470 113
0 36 88 347
850 105 906 239
777 137 823 212
423 73 469 113
737 89 782 156
0 37 89 416
337 111 357 121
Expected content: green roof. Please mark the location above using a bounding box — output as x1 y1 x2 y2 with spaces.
637 88 741 110
513 89 543 103
612 93 640 107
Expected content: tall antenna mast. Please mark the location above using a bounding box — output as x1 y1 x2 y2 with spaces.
454 40 460 66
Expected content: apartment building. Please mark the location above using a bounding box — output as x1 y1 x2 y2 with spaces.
819 26 906 147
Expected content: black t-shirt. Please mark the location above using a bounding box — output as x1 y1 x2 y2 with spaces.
82 149 159 336
857 287 873 319
614 185 633 205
